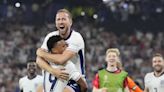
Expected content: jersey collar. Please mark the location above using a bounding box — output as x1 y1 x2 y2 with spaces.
154 71 164 77
106 69 121 73
64 29 73 40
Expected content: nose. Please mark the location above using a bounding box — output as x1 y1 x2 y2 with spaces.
57 20 62 24
56 19 62 24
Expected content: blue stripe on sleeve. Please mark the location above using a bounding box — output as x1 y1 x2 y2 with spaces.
78 50 85 75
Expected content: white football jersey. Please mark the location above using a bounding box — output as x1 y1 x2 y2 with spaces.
43 61 81 92
144 72 164 92
19 75 43 92
41 30 85 76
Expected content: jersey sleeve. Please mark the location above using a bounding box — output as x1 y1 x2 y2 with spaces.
65 62 81 81
66 33 84 53
126 77 143 92
92 73 99 88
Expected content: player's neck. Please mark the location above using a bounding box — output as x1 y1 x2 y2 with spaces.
60 28 71 39
106 67 118 72
154 70 164 77
27 74 37 80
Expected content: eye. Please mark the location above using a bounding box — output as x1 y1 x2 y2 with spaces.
56 18 60 21
62 18 66 21
153 60 159 63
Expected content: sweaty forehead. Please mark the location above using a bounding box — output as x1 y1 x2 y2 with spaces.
56 12 69 18
152 56 163 61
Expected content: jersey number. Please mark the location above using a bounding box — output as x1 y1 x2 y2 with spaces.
49 74 57 92
154 88 157 92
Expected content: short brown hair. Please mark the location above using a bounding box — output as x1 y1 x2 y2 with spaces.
57 9 72 21
153 53 163 58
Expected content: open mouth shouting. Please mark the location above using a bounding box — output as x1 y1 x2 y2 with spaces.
59 24 65 30
60 26 65 30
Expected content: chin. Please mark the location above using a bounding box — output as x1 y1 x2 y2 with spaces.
59 29 66 34
154 68 162 72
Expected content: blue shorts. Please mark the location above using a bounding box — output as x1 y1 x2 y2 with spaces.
67 80 81 92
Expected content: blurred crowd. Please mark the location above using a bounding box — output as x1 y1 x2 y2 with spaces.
77 21 164 91
0 0 164 92
0 21 163 92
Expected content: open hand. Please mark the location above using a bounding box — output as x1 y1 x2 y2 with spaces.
52 67 69 80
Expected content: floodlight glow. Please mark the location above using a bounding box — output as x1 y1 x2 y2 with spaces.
15 2 21 8
93 14 98 19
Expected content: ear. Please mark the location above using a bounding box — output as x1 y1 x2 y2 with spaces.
51 48 56 53
105 56 108 62
70 20 73 26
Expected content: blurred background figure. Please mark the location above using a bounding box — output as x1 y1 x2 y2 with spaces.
0 0 164 92
19 60 43 92
92 48 142 92
144 53 164 92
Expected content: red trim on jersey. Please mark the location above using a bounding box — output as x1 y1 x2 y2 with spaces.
123 77 128 88
92 69 128 88
92 73 99 88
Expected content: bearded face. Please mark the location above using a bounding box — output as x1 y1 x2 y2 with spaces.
55 12 72 37
152 56 164 73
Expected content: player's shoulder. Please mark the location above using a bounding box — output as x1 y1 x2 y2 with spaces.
145 72 154 76
19 76 28 82
46 31 59 38
69 30 84 43
145 72 154 79
72 30 81 35
35 75 44 82
144 72 154 84
71 30 83 38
